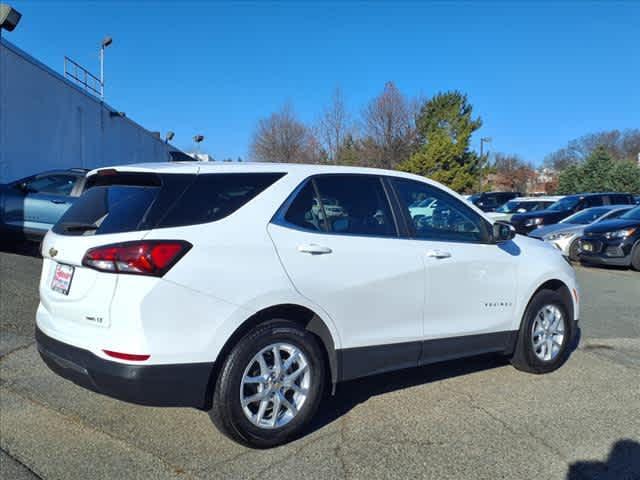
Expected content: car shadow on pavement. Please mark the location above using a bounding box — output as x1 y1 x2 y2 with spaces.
0 239 41 258
566 439 640 479
308 353 509 435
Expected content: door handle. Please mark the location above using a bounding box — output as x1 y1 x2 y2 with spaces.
426 249 451 259
50 199 67 204
298 244 332 255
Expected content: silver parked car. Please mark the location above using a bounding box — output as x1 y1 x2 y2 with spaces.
530 205 634 260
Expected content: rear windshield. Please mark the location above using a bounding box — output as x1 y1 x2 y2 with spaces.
53 171 285 236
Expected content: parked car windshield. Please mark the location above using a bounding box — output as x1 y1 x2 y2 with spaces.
496 200 547 213
560 207 610 225
548 197 580 211
619 206 640 220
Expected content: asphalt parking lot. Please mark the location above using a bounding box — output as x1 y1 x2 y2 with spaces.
1 249 639 480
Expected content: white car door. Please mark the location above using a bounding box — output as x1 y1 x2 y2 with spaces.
268 174 426 379
389 178 518 354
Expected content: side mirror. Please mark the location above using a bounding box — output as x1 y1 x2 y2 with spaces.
493 221 516 243
15 181 30 193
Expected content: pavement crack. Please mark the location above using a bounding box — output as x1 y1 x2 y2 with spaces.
442 384 566 462
0 340 35 361
1 385 195 479
1 447 45 480
335 416 349 479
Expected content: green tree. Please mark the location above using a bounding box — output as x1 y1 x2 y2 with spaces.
399 91 482 192
609 161 640 194
556 164 582 194
556 146 640 194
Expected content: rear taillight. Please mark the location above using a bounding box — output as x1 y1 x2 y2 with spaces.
82 240 191 276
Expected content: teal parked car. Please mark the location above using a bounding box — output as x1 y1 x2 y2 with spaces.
0 168 88 242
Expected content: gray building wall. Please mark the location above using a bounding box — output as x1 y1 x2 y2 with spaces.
0 38 178 183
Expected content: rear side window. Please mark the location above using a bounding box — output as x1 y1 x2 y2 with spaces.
27 174 78 196
54 172 284 235
609 194 632 205
158 173 285 228
282 175 397 237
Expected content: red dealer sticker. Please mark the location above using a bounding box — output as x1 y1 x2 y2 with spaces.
51 263 75 295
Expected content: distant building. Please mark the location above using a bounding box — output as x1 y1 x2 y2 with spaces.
0 38 183 182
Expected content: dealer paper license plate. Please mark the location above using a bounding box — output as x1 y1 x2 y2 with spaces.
51 263 74 295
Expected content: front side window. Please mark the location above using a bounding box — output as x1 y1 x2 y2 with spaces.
284 181 327 232
26 174 77 196
548 197 580 211
391 178 490 243
283 175 397 237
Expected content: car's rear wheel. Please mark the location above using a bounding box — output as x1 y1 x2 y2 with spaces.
631 241 640 271
511 289 574 374
209 320 325 448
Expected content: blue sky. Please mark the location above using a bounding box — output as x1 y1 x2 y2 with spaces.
6 1 640 164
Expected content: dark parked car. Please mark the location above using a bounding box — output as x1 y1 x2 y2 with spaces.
0 169 88 242
578 205 640 270
468 191 521 212
510 192 636 235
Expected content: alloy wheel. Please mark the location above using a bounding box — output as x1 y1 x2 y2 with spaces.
240 343 311 429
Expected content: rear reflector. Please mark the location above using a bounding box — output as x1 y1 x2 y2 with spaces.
82 240 191 276
103 350 150 361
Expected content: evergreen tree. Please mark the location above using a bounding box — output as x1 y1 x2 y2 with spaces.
399 91 482 192
556 146 640 194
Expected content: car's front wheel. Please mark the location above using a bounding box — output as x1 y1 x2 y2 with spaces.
209 320 326 448
631 241 640 271
511 289 574 374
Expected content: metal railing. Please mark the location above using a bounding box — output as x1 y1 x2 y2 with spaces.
63 56 102 98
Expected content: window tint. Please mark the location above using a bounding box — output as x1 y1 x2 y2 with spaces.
53 185 161 235
391 178 489 242
586 196 604 207
54 172 284 236
283 175 397 237
27 174 77 196
609 194 631 204
159 173 284 228
284 181 327 232
313 175 396 237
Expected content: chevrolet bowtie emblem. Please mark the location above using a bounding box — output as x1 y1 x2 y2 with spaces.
49 247 58 258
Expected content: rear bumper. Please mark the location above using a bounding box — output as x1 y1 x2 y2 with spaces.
36 327 214 409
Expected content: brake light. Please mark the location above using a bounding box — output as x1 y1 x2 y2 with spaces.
82 240 191 276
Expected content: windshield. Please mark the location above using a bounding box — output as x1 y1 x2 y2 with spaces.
496 200 548 213
561 207 610 225
548 197 580 211
620 206 640 220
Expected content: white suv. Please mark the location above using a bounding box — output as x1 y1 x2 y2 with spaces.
36 163 580 448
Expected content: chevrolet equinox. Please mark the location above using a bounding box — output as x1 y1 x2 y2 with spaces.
36 163 580 448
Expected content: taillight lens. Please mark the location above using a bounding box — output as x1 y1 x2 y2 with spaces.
82 240 191 276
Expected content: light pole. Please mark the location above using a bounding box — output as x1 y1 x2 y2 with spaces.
100 36 112 99
193 135 204 155
479 137 491 191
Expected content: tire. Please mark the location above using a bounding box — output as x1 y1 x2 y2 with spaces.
511 289 574 374
568 239 581 262
631 241 640 271
209 320 326 448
